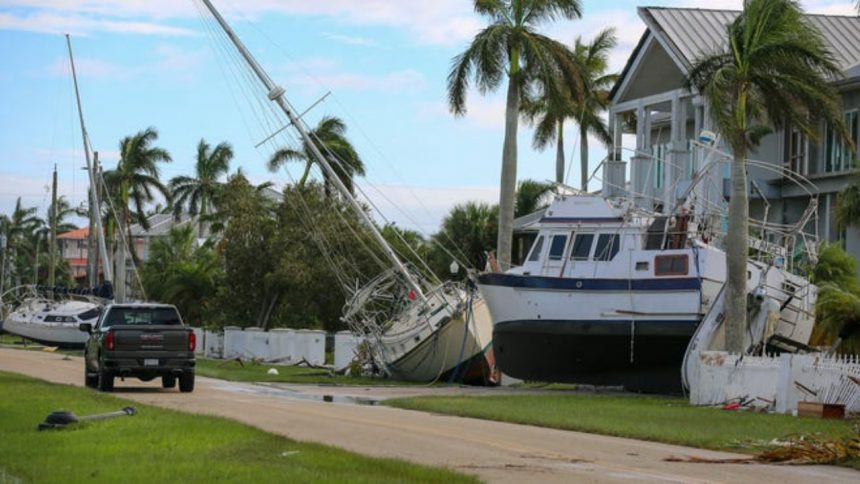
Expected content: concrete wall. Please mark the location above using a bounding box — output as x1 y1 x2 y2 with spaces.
209 326 329 365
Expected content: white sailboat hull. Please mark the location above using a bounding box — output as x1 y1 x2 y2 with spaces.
3 300 99 348
383 297 497 384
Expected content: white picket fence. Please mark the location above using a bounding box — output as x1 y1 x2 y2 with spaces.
193 326 361 369
689 351 860 414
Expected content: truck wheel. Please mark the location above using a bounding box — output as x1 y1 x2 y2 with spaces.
97 365 114 392
179 372 195 393
162 375 176 388
84 367 98 388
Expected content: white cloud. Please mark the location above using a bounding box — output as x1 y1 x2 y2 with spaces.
41 44 206 82
0 11 195 36
46 55 123 79
281 59 426 92
0 172 88 224
320 32 382 48
151 44 207 81
361 183 499 233
1 0 480 45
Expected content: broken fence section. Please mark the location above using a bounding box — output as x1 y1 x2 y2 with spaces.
689 351 860 414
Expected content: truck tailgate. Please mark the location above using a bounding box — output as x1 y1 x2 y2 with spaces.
112 325 190 352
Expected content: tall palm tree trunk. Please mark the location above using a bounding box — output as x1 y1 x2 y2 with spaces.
555 122 565 184
725 150 749 353
199 196 208 238
498 70 521 271
298 161 313 187
580 127 589 192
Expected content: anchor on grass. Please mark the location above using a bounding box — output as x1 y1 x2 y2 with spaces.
37 406 137 431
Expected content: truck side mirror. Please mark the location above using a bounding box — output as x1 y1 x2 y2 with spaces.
78 323 93 333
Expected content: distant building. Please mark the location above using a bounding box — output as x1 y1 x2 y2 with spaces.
57 227 89 281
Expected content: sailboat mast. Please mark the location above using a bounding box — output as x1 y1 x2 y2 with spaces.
198 0 426 301
66 34 112 284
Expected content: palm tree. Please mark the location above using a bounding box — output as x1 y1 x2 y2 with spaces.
522 29 617 190
102 127 171 301
141 225 222 326
103 127 172 260
0 198 42 288
686 0 847 352
170 139 233 236
570 30 618 192
448 0 583 269
432 201 499 272
44 196 80 236
836 180 860 231
267 116 365 195
515 179 553 217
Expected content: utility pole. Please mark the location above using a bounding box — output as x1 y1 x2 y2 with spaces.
49 164 57 286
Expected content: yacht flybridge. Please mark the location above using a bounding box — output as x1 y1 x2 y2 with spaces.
479 184 818 392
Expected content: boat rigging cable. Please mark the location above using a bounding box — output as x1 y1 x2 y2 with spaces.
191 0 474 274
190 0 476 289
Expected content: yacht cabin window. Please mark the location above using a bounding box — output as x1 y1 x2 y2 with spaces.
655 255 688 276
569 233 594 260
594 234 620 261
548 235 568 261
527 236 545 262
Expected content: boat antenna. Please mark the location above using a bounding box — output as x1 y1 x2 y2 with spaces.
197 0 426 301
66 34 112 285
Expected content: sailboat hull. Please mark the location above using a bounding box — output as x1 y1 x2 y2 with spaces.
3 300 98 349
385 297 498 384
3 316 89 348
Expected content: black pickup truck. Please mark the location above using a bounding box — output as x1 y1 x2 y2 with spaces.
79 303 196 392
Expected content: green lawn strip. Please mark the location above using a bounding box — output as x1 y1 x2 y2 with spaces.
0 371 476 483
195 358 427 386
386 394 858 457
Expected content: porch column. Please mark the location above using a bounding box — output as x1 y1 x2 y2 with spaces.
665 92 688 213
603 110 627 198
631 102 653 208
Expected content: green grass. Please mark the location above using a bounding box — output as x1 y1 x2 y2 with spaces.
195 358 424 386
387 393 859 454
0 371 475 483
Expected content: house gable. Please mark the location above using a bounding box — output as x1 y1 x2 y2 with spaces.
613 32 686 105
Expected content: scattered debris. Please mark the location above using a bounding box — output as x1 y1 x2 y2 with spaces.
666 426 860 465
797 401 845 419
218 357 244 368
41 346 58 353
267 368 279 376
38 406 137 431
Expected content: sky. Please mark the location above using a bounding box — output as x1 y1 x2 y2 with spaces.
0 0 856 236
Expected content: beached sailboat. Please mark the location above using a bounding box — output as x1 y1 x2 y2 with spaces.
478 144 819 392
196 0 497 384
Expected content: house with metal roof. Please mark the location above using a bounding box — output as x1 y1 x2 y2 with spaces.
601 6 860 269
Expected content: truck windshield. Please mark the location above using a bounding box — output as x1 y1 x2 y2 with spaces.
102 307 181 328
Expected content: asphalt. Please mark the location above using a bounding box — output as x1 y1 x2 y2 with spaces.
1 348 857 483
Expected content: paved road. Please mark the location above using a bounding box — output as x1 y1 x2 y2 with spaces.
1 348 856 483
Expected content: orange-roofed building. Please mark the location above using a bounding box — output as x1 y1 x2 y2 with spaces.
58 227 90 281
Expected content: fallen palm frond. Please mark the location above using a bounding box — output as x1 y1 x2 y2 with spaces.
666 426 860 465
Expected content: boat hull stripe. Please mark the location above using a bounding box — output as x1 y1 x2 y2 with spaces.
478 273 701 291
